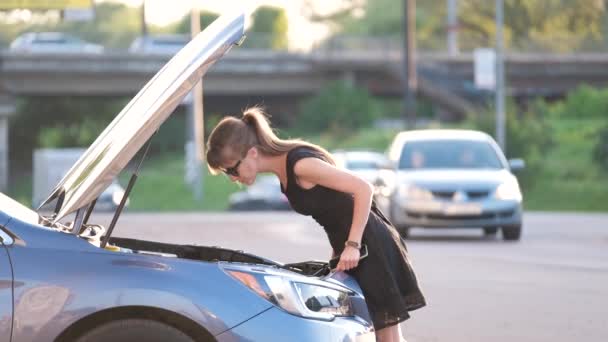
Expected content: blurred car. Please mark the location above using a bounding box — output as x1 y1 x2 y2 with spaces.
332 150 395 214
228 175 291 211
9 32 104 54
38 181 127 212
386 129 524 241
0 12 375 341
95 181 129 211
128 34 189 55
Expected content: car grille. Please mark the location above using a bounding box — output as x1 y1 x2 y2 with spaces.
431 191 454 200
431 190 490 201
406 210 515 220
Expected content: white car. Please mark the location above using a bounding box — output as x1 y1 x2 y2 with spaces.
9 32 104 54
332 150 395 214
385 129 524 241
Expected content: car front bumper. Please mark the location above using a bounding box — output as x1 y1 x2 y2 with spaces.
215 307 375 342
391 198 522 228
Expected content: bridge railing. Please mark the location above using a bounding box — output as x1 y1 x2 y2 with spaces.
310 35 608 57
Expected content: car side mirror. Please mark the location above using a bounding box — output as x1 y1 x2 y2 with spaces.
508 158 525 171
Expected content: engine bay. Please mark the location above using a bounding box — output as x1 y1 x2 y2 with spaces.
37 213 332 278
108 237 332 277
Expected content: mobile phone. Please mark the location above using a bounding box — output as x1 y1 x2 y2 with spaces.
329 244 368 270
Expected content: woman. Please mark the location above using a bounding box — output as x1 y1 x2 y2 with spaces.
206 107 426 342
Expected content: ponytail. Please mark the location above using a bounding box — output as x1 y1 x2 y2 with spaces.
206 106 334 174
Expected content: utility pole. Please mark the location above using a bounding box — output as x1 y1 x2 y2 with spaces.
402 0 417 130
495 0 506 152
447 0 458 55
140 0 147 37
190 5 204 201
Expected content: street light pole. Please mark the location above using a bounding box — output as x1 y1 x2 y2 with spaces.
447 0 458 55
495 0 506 152
140 0 147 37
402 0 417 130
190 5 204 201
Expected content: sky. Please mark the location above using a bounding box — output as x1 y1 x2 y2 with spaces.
102 0 349 50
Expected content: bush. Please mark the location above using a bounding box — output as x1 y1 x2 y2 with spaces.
10 96 194 166
593 126 608 172
548 85 608 119
298 80 381 135
9 96 127 168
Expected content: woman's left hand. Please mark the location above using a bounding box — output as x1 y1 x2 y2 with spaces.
336 246 361 272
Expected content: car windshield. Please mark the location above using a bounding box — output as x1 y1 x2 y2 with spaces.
34 38 68 44
399 139 503 170
34 34 80 44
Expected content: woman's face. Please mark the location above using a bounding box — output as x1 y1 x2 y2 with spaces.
222 147 258 186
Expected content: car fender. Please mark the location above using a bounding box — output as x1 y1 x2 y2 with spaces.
4 220 273 341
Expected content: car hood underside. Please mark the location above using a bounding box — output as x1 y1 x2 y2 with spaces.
108 237 331 277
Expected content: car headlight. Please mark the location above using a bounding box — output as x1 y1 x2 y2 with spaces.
225 269 354 321
398 184 433 200
494 180 522 201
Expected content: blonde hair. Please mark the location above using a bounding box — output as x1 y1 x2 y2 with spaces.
206 106 334 174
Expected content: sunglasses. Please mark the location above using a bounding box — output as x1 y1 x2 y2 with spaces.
222 159 242 177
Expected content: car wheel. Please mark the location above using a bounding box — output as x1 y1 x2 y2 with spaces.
483 227 499 236
75 319 195 342
502 225 522 241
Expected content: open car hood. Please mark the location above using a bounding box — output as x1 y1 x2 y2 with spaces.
39 11 246 222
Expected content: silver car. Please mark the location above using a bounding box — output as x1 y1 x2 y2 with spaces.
386 129 524 241
9 32 104 54
0 11 375 341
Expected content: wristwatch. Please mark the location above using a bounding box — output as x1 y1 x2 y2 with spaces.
344 240 361 250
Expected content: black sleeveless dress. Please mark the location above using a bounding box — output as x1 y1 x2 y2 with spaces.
281 146 426 330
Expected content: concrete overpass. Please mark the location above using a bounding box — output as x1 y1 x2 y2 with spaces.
2 49 608 190
3 49 608 120
3 50 608 98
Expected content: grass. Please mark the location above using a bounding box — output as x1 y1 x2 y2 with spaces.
521 117 608 211
119 153 241 211
524 179 608 211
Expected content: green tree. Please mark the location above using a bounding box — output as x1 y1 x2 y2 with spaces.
170 11 219 34
8 96 128 167
298 80 380 135
310 0 606 53
458 0 605 52
247 6 288 49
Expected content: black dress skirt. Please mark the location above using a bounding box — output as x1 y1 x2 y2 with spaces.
281 146 426 330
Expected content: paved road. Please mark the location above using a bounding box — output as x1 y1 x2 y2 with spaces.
96 211 608 342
